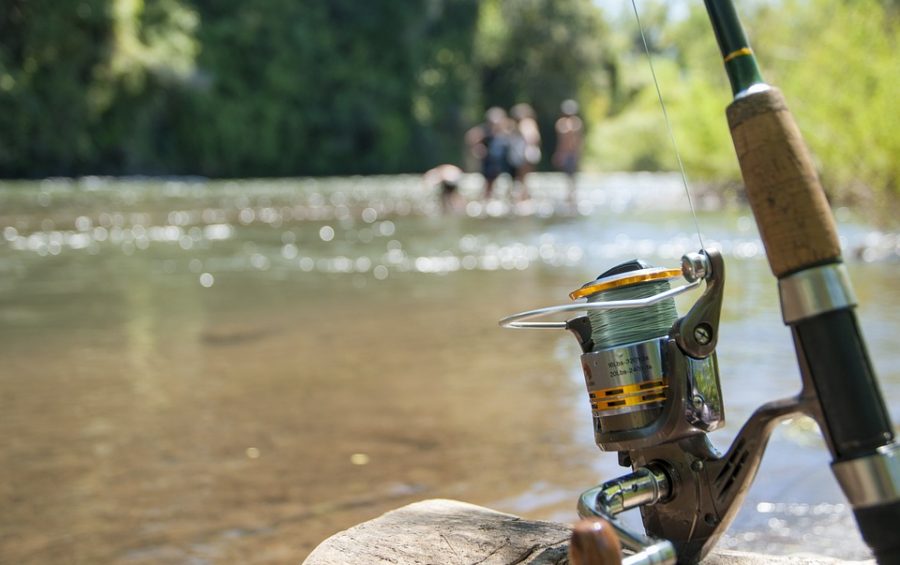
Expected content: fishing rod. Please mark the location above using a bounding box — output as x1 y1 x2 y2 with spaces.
500 2 899 564
705 1 899 562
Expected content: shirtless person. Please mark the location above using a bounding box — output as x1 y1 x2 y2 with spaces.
552 99 584 204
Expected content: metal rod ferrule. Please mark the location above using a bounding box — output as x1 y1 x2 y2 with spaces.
778 262 857 324
832 442 900 509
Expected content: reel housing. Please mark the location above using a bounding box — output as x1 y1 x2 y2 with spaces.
566 258 725 452
500 249 785 564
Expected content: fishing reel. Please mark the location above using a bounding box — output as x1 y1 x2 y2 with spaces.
501 249 799 564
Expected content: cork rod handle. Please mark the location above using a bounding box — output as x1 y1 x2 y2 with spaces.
726 88 841 278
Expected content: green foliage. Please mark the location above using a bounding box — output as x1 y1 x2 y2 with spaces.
587 57 675 172
92 0 199 174
585 0 899 205
0 0 897 208
175 0 448 177
755 0 900 202
0 0 112 176
0 0 607 178
409 1 481 169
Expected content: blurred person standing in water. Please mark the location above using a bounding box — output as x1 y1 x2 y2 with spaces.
465 107 513 200
423 163 463 214
552 99 584 205
508 103 541 201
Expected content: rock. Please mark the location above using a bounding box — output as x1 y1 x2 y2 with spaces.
302 499 873 565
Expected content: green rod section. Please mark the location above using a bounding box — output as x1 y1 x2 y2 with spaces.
703 0 766 96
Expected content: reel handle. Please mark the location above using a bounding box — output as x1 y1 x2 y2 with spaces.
569 518 622 565
576 468 677 565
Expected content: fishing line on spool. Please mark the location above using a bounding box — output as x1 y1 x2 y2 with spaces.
586 279 678 349
630 0 706 253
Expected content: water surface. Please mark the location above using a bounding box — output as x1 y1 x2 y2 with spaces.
1 174 897 563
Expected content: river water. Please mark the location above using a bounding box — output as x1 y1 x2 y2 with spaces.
0 174 897 564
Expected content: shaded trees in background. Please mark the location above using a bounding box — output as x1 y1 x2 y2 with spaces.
408 0 481 173
473 0 607 170
0 0 897 207
94 0 199 174
179 0 436 177
0 0 112 176
0 0 199 176
0 0 604 178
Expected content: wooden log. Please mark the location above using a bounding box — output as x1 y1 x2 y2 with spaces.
303 499 570 565
303 499 873 565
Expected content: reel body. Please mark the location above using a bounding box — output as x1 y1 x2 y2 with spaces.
501 250 797 564
570 252 729 564
566 259 725 451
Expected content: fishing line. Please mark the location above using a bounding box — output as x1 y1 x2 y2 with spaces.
629 0 706 251
586 279 678 349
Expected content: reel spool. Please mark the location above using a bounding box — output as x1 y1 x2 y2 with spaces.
573 260 681 437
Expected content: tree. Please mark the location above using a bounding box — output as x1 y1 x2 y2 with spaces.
0 0 112 176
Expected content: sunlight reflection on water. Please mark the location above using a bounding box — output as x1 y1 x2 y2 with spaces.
0 173 897 563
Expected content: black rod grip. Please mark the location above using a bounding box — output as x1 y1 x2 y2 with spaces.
794 309 894 460
853 500 900 564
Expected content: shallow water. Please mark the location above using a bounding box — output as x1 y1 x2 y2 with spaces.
0 174 897 563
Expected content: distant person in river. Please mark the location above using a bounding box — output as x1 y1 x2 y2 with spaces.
552 99 584 204
507 103 542 201
423 163 463 214
465 107 513 200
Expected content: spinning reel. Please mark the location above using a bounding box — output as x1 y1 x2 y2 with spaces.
500 250 810 564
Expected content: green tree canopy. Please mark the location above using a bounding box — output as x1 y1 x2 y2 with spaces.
0 0 607 178
1 0 897 209
586 0 899 204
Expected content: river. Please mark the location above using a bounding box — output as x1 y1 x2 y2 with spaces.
1 173 897 563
